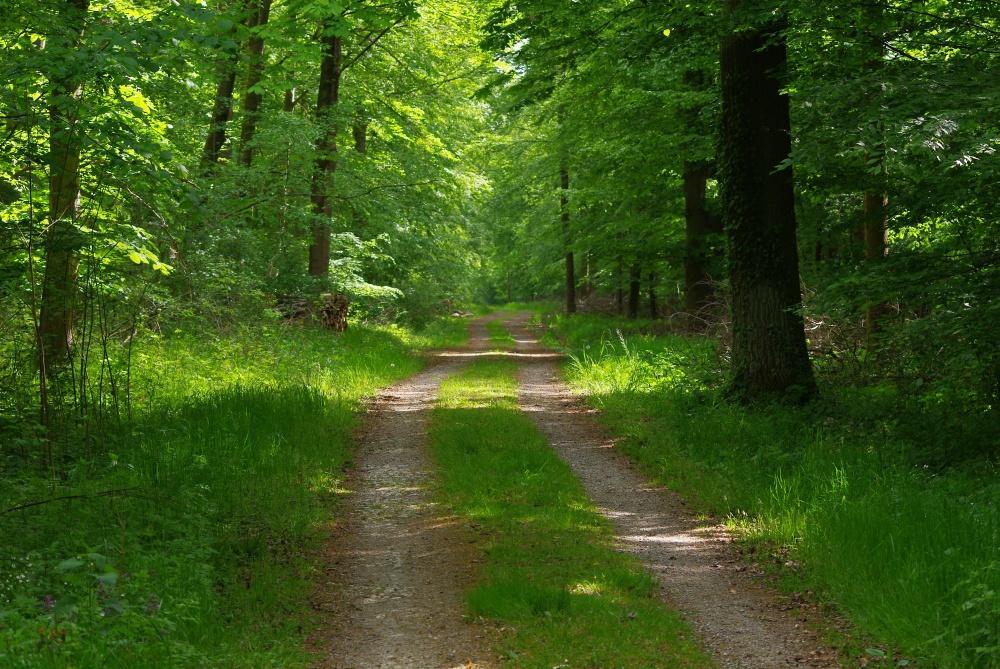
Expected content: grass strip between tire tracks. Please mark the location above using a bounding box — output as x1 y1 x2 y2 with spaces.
429 358 712 668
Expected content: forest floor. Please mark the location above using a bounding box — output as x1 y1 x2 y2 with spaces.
312 314 838 668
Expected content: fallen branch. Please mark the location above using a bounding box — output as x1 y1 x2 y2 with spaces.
1 487 139 516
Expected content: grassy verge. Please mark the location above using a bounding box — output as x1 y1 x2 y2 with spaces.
428 358 711 668
0 317 466 668
546 313 998 669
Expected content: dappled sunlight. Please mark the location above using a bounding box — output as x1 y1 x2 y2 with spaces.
430 350 712 667
569 580 607 596
502 315 853 667
435 350 563 360
372 485 426 494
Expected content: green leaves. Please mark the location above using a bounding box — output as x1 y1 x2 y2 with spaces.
55 558 85 573
119 242 172 276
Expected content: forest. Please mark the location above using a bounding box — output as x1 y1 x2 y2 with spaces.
0 0 997 667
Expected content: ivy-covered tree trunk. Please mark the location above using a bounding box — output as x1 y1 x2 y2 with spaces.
560 159 576 314
308 32 342 277
719 6 816 401
237 0 272 167
627 263 640 320
683 160 721 319
39 0 89 379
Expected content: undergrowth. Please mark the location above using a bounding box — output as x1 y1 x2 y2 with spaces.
0 317 467 667
429 358 711 668
547 312 999 669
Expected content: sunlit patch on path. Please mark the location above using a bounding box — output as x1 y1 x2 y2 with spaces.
435 350 563 360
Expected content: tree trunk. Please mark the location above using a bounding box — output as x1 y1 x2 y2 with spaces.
615 255 624 315
353 121 367 154
350 117 368 233
308 32 342 277
719 7 816 402
202 67 238 167
863 191 888 262
627 264 640 320
861 1 889 338
560 160 576 314
683 160 721 320
648 271 658 318
201 2 246 168
237 0 273 167
39 0 89 379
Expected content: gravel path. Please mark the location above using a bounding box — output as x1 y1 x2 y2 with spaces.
508 314 840 669
309 313 842 668
308 321 497 669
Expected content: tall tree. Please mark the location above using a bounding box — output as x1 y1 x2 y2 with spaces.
38 0 89 378
683 160 721 319
560 158 576 313
308 28 341 276
307 3 414 277
201 1 246 168
860 0 889 337
718 2 816 401
647 271 658 318
237 0 273 167
627 262 640 319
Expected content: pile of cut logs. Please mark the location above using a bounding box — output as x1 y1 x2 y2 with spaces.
276 293 349 332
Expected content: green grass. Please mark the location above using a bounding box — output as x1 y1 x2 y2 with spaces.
547 313 999 669
486 301 558 315
0 317 467 668
428 359 712 668
485 319 516 349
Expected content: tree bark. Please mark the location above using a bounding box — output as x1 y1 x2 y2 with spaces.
861 1 889 338
560 159 576 314
353 120 367 154
627 263 641 320
648 271 658 319
237 0 273 167
201 2 247 167
350 116 368 233
308 31 342 277
719 6 816 401
39 0 89 379
202 66 238 167
863 191 888 262
615 255 624 315
560 161 576 314
683 160 722 319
